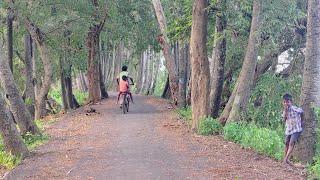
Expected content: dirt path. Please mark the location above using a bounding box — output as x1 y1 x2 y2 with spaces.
5 94 305 179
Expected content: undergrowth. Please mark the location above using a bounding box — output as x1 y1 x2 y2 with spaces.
49 88 88 107
176 74 320 177
0 120 49 170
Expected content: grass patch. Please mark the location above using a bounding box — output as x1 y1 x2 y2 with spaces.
0 119 50 170
224 122 284 160
177 107 192 124
49 88 88 108
199 117 223 135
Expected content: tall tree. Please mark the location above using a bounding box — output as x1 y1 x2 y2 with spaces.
0 92 29 157
225 0 261 123
87 0 107 103
23 34 35 118
152 0 179 103
178 43 188 108
0 46 39 135
25 19 53 120
190 0 210 131
295 0 320 163
210 0 227 118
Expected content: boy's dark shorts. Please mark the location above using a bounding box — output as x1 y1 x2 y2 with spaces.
285 132 301 145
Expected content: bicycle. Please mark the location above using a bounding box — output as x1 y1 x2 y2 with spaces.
121 92 131 114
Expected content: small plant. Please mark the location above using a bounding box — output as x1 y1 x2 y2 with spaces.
223 122 246 143
198 117 223 135
22 132 49 150
177 107 192 123
0 151 20 169
73 90 88 106
223 122 284 160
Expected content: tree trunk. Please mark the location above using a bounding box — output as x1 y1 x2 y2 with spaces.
0 92 29 157
226 0 261 123
0 46 39 135
141 51 148 94
25 19 53 120
135 53 144 93
7 8 14 72
294 0 320 163
210 0 227 118
178 43 188 108
23 34 35 118
190 0 210 131
100 60 108 99
152 0 179 103
59 56 69 111
87 27 102 103
161 76 171 99
86 0 107 103
65 66 74 109
150 53 160 95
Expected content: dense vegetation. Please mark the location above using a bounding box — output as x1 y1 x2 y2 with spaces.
0 0 319 178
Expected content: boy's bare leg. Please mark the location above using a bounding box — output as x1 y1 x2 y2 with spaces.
283 143 295 165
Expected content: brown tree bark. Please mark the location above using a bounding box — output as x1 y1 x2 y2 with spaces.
150 53 160 95
178 43 188 108
23 34 35 118
135 52 144 93
99 60 108 99
152 0 179 103
294 0 320 163
141 51 148 94
0 46 39 135
0 92 29 157
87 0 107 103
227 0 261 123
25 19 53 120
190 0 210 131
210 0 227 118
7 8 14 72
87 27 102 103
161 76 171 99
59 55 69 111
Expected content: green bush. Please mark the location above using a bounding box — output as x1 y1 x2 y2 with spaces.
48 88 63 106
177 107 192 123
224 122 284 160
223 122 246 143
0 151 20 169
73 90 88 106
199 117 223 135
310 156 320 178
49 88 88 107
247 73 302 129
0 120 49 170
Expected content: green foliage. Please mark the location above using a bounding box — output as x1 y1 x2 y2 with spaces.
0 151 20 170
177 106 192 123
224 122 284 160
49 88 63 106
49 88 88 107
0 119 49 170
247 73 302 129
310 156 320 178
22 133 49 151
153 69 168 97
74 90 88 106
223 122 246 143
199 117 223 135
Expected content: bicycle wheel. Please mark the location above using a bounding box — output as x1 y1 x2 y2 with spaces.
122 95 127 114
126 96 130 112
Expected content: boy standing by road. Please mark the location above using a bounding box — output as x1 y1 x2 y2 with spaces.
282 93 303 165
